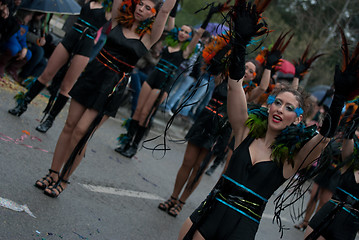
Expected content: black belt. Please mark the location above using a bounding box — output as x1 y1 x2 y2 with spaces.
96 48 134 74
72 22 97 40
214 175 267 223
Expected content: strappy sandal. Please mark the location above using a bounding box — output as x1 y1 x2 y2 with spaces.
44 178 70 198
34 169 59 190
294 220 308 231
168 200 185 217
158 196 177 212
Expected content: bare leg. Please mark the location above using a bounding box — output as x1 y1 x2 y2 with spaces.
38 43 70 85
132 82 153 122
59 54 90 97
35 100 86 189
295 183 320 230
44 101 108 195
179 147 209 203
139 90 167 127
133 82 167 127
45 100 87 180
62 114 109 179
304 226 326 240
178 218 205 240
171 142 202 199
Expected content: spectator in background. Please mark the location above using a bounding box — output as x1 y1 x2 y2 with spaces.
0 0 11 41
0 9 33 82
0 0 21 44
161 31 211 117
18 12 47 81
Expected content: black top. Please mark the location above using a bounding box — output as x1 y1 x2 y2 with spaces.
79 2 107 30
334 169 359 206
159 47 185 70
225 135 286 199
103 24 148 72
69 23 148 117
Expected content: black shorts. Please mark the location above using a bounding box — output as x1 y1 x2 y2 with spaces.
190 199 259 239
309 201 359 240
61 29 95 57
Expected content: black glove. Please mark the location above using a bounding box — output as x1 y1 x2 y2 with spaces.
169 0 180 18
265 50 282 70
229 2 262 80
319 65 356 137
231 2 263 46
229 44 246 80
333 64 358 98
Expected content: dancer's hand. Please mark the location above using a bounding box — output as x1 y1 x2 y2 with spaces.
265 50 282 70
333 64 358 98
294 59 309 80
231 1 262 45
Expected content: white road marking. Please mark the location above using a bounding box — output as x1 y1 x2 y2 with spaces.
80 184 165 201
0 197 36 218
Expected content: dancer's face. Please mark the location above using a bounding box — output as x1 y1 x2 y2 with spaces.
178 25 192 42
135 0 156 21
243 62 256 82
268 91 302 132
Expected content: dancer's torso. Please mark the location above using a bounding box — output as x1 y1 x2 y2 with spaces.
225 134 286 200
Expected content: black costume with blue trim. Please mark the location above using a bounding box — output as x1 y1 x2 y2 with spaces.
188 134 286 240
145 47 184 93
308 169 359 240
61 2 107 57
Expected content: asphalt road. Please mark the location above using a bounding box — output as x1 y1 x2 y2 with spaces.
0 77 352 240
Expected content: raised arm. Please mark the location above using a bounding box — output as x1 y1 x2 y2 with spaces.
111 0 122 22
164 0 178 31
183 28 204 59
183 1 229 59
228 77 249 145
247 68 271 102
227 0 266 147
293 58 359 172
149 0 177 46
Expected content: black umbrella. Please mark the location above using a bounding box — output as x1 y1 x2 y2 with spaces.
309 85 333 108
20 0 81 15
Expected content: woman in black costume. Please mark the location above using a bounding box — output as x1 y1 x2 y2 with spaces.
304 105 359 239
177 0 357 239
8 0 111 132
115 1 228 158
305 133 359 240
33 0 176 197
157 53 277 217
294 141 342 231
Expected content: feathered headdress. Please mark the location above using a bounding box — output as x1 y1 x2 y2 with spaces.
202 32 231 65
292 44 324 80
